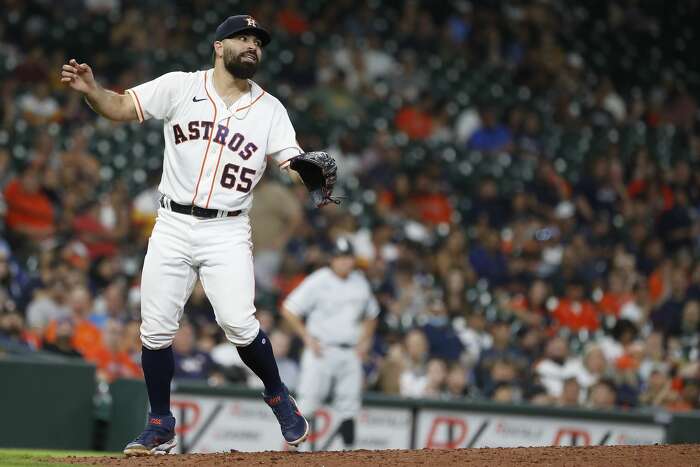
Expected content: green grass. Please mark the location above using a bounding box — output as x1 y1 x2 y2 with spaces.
0 449 118 467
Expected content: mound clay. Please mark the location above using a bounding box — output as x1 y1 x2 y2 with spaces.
54 444 700 466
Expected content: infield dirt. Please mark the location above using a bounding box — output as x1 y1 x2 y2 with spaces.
54 443 700 466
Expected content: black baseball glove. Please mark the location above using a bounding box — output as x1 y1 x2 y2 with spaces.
289 151 340 207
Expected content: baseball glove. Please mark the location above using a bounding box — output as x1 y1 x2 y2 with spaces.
289 151 340 207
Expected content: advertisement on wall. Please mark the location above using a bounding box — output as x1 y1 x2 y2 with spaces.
415 409 665 448
304 405 412 452
171 395 412 453
171 394 665 453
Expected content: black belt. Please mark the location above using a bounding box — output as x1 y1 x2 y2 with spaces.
327 343 354 349
160 197 241 219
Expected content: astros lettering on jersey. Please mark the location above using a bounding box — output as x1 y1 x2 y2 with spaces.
126 70 300 212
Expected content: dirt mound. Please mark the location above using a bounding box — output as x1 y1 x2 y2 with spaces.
56 444 700 467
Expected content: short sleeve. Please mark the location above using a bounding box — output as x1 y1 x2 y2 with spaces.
126 71 186 123
283 272 321 317
267 102 302 167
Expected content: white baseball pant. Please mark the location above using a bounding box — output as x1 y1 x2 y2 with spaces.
140 207 260 349
296 345 362 421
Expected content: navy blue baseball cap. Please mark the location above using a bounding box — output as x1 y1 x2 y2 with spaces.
215 15 271 46
331 237 355 257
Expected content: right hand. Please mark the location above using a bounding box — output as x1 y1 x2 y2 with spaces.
304 335 323 357
61 59 97 94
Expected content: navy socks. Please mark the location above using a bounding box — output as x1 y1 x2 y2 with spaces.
141 345 174 416
236 329 284 395
142 330 283 418
338 418 355 447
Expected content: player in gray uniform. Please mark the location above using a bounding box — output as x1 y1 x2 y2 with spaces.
281 237 379 450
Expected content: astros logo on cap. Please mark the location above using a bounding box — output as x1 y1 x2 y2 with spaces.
246 16 257 27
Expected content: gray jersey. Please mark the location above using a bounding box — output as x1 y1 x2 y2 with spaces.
283 267 379 346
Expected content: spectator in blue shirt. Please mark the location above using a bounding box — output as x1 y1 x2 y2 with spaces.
420 298 464 362
467 106 512 153
173 320 218 382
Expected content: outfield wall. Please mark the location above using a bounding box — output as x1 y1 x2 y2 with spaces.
1 358 698 451
0 356 96 450
169 382 692 453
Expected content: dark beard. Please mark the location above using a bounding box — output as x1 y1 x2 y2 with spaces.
224 48 258 79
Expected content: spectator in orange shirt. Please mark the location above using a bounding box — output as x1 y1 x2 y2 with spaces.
647 264 667 305
410 172 453 225
276 0 309 35
72 201 119 260
598 269 634 317
552 280 600 332
275 255 307 300
89 318 142 383
395 93 435 140
665 378 700 412
44 286 102 359
3 165 55 245
42 318 82 358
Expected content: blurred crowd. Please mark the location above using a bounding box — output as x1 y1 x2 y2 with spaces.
0 0 699 413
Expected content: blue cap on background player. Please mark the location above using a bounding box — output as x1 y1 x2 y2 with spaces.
215 15 271 46
331 237 355 257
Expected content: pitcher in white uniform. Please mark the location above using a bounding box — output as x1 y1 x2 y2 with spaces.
61 15 310 456
281 237 379 450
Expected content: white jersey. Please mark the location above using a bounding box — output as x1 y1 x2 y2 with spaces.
283 267 379 346
126 69 301 212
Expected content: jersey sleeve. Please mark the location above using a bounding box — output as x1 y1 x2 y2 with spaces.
364 289 380 320
126 71 187 123
267 102 302 168
283 272 321 317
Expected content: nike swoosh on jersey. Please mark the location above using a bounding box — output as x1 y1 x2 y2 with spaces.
192 96 207 102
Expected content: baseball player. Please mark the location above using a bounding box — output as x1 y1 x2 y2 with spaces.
281 237 379 450
60 15 337 456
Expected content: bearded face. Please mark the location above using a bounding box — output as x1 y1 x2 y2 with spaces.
223 40 260 79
